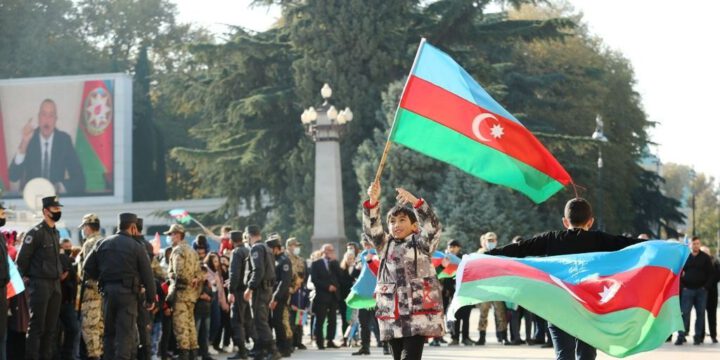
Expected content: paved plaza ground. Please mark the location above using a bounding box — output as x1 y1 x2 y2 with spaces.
211 310 717 360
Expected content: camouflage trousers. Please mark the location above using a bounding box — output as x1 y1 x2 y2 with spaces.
478 301 507 331
282 303 292 339
173 296 199 350
81 286 104 358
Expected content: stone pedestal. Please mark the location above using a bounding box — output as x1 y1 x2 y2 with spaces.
310 109 346 252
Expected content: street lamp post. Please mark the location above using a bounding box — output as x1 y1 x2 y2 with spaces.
592 115 608 231
300 84 353 251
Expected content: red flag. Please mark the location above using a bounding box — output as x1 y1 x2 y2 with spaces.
0 103 10 189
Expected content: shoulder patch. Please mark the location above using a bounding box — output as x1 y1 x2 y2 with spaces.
24 235 33 244
283 264 290 272
252 251 259 259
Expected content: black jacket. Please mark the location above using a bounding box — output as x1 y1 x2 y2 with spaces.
8 129 85 194
310 258 341 304
16 221 63 280
0 235 8 285
338 263 360 301
680 251 714 290
83 231 156 304
246 242 275 291
487 229 643 258
229 245 249 294
273 253 292 302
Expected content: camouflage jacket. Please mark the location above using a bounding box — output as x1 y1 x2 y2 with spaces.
286 251 306 294
362 199 444 340
168 243 203 302
79 233 104 287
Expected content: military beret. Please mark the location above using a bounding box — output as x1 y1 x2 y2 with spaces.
229 230 243 242
42 196 63 208
78 213 100 228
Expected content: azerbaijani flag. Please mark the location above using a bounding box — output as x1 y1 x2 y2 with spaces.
169 209 192 224
345 249 380 309
391 39 572 203
295 309 308 326
448 241 689 357
6 255 25 299
431 251 461 279
76 80 114 192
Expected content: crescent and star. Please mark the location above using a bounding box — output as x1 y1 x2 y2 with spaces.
472 113 505 142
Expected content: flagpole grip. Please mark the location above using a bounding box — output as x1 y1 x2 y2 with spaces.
373 140 392 184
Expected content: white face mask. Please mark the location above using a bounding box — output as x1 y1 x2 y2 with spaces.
486 242 497 250
293 247 301 256
347 248 355 256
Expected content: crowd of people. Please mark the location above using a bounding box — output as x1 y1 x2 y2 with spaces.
1 190 719 360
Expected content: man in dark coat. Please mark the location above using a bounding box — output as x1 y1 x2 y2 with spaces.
8 99 85 194
310 244 342 349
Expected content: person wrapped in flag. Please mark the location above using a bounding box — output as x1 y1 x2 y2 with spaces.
362 181 444 359
478 198 652 359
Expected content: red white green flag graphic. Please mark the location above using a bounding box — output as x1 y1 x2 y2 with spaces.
391 40 572 203
76 80 114 192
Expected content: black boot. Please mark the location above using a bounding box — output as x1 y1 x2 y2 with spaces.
228 350 249 360
177 350 190 360
352 347 370 355
475 331 486 345
382 342 390 355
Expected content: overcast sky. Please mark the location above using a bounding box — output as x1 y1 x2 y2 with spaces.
175 0 720 183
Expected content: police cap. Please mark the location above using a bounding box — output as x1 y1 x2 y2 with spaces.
42 196 63 208
229 230 243 243
118 213 138 225
265 238 281 249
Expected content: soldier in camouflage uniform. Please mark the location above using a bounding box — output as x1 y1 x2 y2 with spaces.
77 214 105 360
363 182 444 360
166 224 204 360
475 232 507 345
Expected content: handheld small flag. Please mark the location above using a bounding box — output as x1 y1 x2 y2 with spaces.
448 241 689 357
390 39 572 203
295 309 307 326
169 209 192 225
345 249 380 309
431 251 461 279
7 255 25 299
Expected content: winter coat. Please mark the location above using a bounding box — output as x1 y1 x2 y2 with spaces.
362 199 444 340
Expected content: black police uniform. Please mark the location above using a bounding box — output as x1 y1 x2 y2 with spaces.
246 239 276 359
228 231 253 359
270 246 292 355
83 214 156 360
132 218 154 360
16 197 64 360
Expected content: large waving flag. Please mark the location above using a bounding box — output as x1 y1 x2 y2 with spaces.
7 255 25 299
76 80 114 192
448 241 689 357
345 249 380 309
431 250 461 279
391 39 572 203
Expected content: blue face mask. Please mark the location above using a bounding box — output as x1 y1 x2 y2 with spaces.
486 242 497 250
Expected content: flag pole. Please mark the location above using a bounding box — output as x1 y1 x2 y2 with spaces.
373 37 427 185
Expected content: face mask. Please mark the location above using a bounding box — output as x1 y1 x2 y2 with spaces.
0 218 5 227
486 242 497 250
293 247 301 256
347 248 355 256
48 210 62 222
165 236 173 245
63 249 72 256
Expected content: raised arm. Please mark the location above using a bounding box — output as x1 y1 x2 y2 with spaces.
396 188 442 253
362 181 387 251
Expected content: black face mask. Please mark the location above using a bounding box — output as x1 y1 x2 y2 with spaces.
63 249 72 256
48 210 62 222
0 218 5 227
